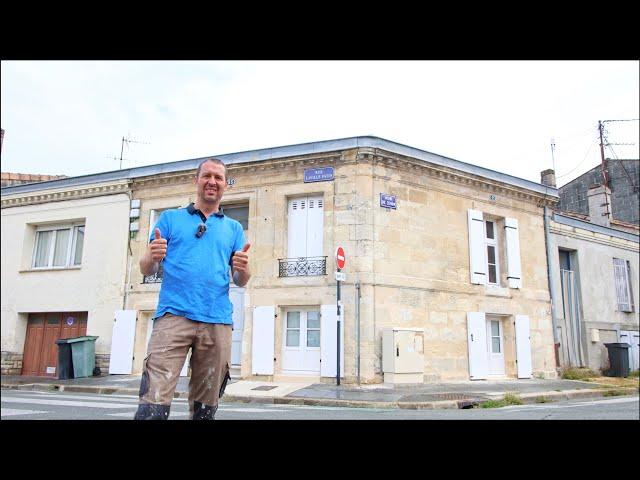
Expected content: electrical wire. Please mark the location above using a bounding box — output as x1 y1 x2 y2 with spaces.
556 136 599 179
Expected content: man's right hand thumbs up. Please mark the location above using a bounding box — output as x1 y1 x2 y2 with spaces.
150 227 167 262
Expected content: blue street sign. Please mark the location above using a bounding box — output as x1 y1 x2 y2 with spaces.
304 167 334 183
380 193 397 209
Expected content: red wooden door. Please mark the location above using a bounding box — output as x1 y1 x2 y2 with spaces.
21 314 45 376
22 312 89 377
60 312 87 339
41 313 63 376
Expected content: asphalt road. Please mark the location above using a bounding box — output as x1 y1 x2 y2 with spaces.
2 389 639 420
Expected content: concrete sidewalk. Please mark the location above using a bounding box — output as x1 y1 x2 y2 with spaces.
2 374 637 409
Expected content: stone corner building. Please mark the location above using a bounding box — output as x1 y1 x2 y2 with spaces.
128 136 559 383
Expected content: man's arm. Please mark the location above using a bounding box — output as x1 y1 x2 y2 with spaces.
141 228 167 276
231 243 251 287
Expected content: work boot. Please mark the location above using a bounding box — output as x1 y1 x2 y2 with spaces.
133 403 171 420
192 401 217 420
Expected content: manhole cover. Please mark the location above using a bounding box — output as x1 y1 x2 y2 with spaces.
251 385 278 391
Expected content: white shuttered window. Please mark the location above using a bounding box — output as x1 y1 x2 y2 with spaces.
613 258 634 312
467 210 523 289
288 196 324 258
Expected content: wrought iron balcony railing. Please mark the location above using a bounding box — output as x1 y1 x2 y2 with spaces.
144 257 328 282
278 256 327 277
142 263 164 284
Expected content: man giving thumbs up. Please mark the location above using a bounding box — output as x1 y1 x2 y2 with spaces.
135 158 250 421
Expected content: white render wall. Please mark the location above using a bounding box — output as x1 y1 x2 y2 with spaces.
1 191 130 357
549 219 639 370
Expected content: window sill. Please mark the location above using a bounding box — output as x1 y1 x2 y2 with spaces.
484 285 511 297
20 266 82 273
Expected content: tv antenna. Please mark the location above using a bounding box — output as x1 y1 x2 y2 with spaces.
116 134 150 169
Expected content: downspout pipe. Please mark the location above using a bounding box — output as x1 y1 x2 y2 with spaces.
544 206 560 346
356 280 361 385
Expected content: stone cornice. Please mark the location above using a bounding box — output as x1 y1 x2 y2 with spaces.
2 147 556 208
1 182 131 209
132 172 195 189
357 149 558 207
131 153 345 189
550 225 639 251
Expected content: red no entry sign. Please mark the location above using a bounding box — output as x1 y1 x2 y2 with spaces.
335 246 346 270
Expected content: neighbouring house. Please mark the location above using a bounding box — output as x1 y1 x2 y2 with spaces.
1 176 130 376
542 167 639 373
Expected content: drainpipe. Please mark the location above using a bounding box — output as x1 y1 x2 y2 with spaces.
122 182 134 311
356 279 361 385
543 206 560 349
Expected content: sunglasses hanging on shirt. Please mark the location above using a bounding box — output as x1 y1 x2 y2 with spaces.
196 223 207 238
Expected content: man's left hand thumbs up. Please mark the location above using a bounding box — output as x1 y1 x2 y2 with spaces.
232 243 251 277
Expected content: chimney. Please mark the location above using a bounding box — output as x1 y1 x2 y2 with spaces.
587 184 611 227
540 169 556 187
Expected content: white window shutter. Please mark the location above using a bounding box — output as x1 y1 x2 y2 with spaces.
504 217 522 289
288 198 308 258
628 261 635 312
613 258 631 312
467 312 488 379
251 306 275 375
467 209 487 285
109 310 137 374
515 315 533 378
306 195 324 257
320 304 344 378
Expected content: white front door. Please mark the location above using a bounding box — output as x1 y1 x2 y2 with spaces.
486 317 505 376
282 309 321 375
230 287 245 366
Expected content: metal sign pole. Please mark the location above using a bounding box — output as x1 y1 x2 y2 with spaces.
337 267 341 386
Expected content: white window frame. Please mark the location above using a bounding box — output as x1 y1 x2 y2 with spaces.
306 310 321 348
487 318 503 354
283 309 321 351
613 258 634 312
32 223 85 269
484 219 500 285
285 311 301 347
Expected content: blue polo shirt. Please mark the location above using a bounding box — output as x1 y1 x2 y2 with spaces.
151 204 245 324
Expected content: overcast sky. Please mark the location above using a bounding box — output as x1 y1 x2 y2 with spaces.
1 61 638 187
